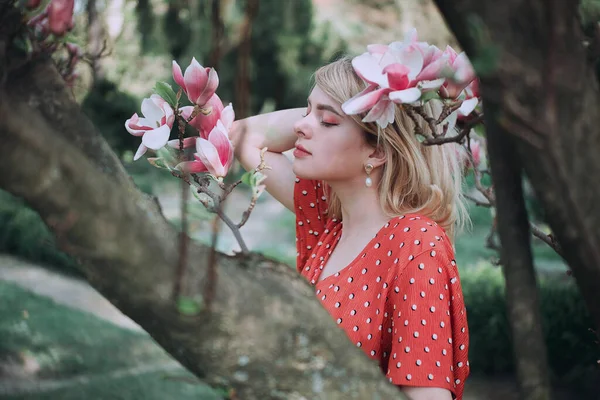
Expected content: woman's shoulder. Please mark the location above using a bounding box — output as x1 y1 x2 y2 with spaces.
385 214 450 247
373 213 455 272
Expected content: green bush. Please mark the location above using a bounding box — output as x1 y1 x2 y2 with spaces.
462 264 600 394
81 79 140 157
0 190 79 277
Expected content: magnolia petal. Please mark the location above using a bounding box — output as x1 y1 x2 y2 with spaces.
459 98 479 116
367 44 389 62
404 27 418 44
442 110 458 133
184 57 208 106
443 45 458 64
179 106 194 121
133 143 147 161
397 45 424 81
420 44 442 66
352 53 387 87
377 101 396 128
442 81 467 99
125 113 149 136
419 78 446 92
341 86 388 115
195 137 225 177
362 99 395 129
142 124 171 150
207 122 233 165
172 61 186 93
141 97 163 124
389 87 422 104
150 94 167 108
220 102 235 131
175 161 208 174
196 94 225 139
167 137 197 149
415 55 448 82
454 52 476 84
195 68 219 106
383 63 410 91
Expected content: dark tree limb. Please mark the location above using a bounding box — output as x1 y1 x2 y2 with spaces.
434 0 600 398
434 0 600 336
0 37 406 400
485 108 553 399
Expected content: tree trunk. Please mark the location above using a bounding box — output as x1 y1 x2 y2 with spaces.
485 108 553 399
87 0 105 81
434 0 600 358
235 0 259 119
434 0 600 397
209 0 224 69
0 18 406 400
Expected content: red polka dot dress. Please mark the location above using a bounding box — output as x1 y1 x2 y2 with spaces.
294 178 470 399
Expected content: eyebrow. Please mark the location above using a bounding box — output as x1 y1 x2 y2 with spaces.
307 99 343 117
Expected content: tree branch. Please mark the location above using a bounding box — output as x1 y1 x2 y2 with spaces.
0 55 406 400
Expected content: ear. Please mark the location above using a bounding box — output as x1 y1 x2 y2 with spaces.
365 144 386 169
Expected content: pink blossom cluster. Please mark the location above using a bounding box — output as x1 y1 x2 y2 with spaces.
26 0 75 38
341 28 480 130
125 58 235 178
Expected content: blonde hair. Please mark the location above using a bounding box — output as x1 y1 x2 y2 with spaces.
313 56 468 240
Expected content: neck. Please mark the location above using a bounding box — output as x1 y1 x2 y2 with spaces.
328 175 389 235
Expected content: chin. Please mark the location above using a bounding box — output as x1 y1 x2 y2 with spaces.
292 161 322 181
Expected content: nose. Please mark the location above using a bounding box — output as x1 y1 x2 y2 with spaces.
294 116 312 138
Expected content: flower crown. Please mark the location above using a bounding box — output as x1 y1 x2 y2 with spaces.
341 28 480 133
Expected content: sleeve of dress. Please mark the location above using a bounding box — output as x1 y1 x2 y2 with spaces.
293 178 329 273
385 245 469 399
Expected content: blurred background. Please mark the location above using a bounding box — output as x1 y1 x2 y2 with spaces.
1 0 599 399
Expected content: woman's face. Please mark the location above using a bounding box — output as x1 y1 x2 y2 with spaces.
292 86 374 184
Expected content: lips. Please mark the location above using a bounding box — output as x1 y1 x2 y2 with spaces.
295 144 311 155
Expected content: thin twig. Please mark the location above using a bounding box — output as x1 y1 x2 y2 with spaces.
216 206 249 254
464 193 492 207
530 222 563 257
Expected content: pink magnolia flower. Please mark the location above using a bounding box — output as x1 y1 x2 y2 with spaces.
125 94 175 161
48 0 74 36
439 46 476 99
172 58 219 107
179 94 225 140
341 47 424 128
343 36 448 128
168 101 234 149
175 106 235 177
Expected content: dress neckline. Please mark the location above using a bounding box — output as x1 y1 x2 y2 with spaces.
314 216 403 286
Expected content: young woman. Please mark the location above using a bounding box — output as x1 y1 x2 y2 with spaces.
230 54 470 400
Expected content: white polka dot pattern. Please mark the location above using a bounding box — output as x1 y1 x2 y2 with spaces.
294 178 469 399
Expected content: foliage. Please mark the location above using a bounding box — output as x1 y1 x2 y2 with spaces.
462 265 600 396
0 190 79 277
80 79 140 157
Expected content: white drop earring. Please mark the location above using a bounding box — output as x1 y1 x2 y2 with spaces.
365 163 374 188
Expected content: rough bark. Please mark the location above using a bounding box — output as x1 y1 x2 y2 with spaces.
434 0 600 397
434 0 600 360
0 33 406 400
485 109 553 399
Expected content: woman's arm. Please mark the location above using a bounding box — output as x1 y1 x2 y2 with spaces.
402 387 453 400
230 108 306 211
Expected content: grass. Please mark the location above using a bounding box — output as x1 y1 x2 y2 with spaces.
0 281 222 399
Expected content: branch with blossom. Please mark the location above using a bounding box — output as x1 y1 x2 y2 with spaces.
342 28 563 260
12 0 87 87
124 57 268 255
